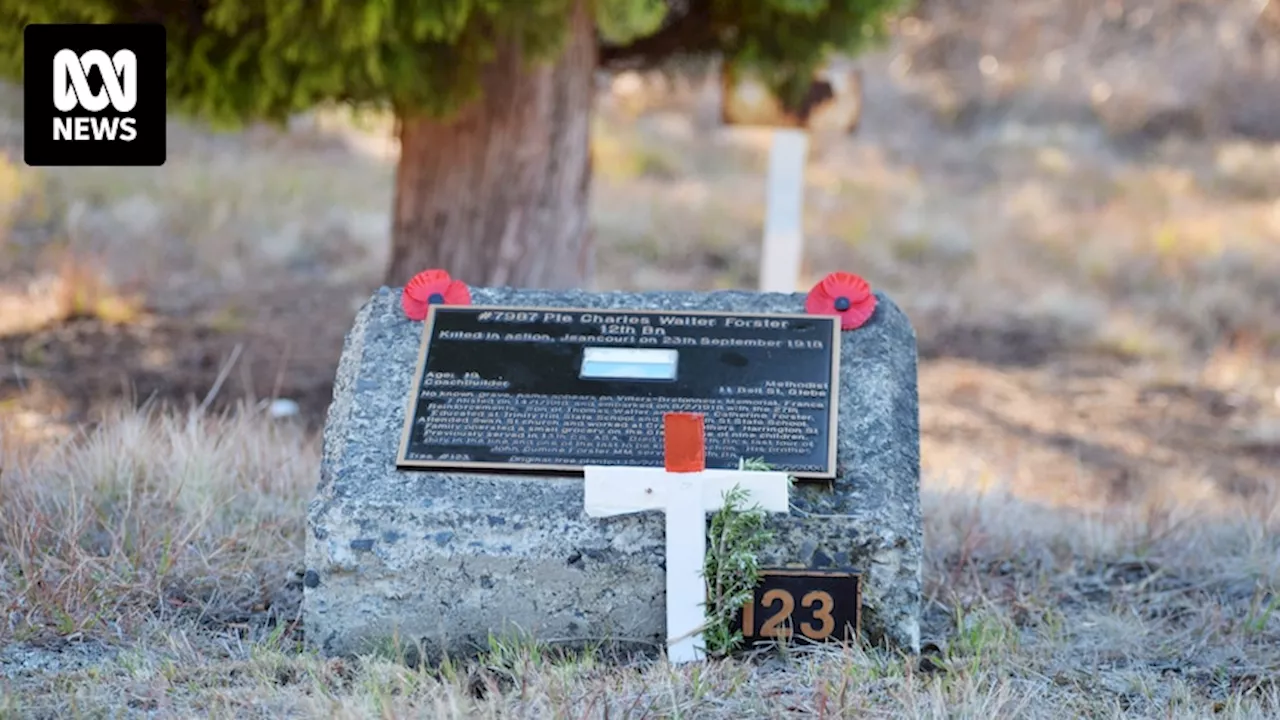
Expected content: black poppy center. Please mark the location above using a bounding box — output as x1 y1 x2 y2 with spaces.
428 292 445 303
834 296 852 311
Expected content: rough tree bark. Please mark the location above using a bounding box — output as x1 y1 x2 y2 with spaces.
386 0 596 290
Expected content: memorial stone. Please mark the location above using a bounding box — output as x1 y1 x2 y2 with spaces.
304 285 922 658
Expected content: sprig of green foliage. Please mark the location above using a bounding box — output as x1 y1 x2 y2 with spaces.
701 458 777 657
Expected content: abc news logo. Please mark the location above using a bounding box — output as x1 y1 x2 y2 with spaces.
24 23 166 167
53 49 139 142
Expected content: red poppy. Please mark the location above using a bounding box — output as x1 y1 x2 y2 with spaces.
805 272 876 330
401 269 471 321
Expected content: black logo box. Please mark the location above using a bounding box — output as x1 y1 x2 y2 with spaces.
24 23 166 167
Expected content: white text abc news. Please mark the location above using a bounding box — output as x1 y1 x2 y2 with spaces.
52 48 139 142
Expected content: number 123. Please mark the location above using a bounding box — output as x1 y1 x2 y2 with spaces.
740 588 836 641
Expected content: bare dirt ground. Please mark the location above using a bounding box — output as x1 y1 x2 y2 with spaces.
1 0 1279 716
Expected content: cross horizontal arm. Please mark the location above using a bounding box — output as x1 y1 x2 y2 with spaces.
582 466 791 517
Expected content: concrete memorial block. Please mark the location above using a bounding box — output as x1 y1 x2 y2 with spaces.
304 279 922 659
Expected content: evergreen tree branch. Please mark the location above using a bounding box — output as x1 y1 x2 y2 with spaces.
597 0 718 70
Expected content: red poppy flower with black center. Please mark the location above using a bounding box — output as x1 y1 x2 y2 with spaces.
805 271 876 330
401 269 471 321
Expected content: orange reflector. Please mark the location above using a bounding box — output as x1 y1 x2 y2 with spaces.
663 413 705 473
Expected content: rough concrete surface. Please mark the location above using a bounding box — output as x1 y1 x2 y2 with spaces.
304 286 921 659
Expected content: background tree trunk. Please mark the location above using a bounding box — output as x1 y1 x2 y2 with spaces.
386 0 596 290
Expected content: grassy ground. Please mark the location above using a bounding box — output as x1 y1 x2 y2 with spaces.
1 406 1277 717
2 0 1280 716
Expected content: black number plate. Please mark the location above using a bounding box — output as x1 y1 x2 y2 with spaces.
733 569 862 645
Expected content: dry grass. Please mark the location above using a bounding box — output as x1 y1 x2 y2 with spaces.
0 406 314 643
0 251 146 338
1 407 1277 718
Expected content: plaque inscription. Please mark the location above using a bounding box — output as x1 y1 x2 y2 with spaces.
396 306 840 478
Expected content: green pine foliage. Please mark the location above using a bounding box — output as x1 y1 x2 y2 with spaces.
597 0 669 44
702 482 773 657
0 0 904 126
708 0 904 109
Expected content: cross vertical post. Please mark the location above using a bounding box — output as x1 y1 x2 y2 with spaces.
661 412 707 663
583 412 791 663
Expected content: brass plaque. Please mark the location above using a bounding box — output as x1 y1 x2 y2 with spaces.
733 569 862 645
396 306 841 479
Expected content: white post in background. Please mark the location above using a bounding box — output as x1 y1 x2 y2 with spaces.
759 128 810 293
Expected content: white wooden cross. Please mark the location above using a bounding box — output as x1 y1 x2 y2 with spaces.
582 412 791 663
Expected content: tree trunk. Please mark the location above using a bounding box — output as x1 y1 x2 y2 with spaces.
386 0 596 290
